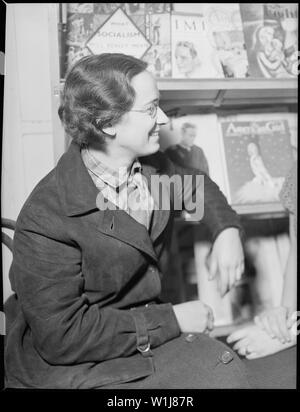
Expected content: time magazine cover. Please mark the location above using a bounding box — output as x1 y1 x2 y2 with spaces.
171 12 224 79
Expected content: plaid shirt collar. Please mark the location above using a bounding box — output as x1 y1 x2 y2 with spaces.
81 146 142 190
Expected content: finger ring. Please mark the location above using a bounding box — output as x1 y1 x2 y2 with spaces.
245 347 251 356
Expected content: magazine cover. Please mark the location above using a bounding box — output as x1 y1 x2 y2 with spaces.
85 7 151 58
219 111 298 158
201 3 250 78
220 119 294 206
64 4 95 77
142 12 172 78
240 3 298 78
62 3 171 79
171 13 224 79
159 114 228 197
126 4 172 78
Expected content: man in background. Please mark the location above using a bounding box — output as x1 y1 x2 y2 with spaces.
165 122 210 175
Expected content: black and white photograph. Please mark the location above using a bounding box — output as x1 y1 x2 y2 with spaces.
0 2 298 395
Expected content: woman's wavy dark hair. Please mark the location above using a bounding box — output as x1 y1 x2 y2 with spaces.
58 53 148 147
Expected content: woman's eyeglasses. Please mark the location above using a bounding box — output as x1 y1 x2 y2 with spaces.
129 102 159 119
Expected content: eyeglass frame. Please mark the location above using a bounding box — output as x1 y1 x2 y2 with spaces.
129 102 159 119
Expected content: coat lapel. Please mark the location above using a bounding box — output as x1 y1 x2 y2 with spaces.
141 161 171 244
95 194 158 263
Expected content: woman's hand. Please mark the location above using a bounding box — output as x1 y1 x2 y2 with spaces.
254 306 294 344
173 301 214 334
227 323 296 359
206 227 245 296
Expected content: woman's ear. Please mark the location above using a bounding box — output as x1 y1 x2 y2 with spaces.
96 119 116 137
102 124 116 137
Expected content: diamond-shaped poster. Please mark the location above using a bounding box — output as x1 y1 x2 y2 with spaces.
86 7 151 58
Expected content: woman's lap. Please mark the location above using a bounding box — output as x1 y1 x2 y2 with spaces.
103 334 296 389
103 333 250 389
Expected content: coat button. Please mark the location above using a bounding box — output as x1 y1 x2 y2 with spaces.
185 333 197 343
220 350 234 364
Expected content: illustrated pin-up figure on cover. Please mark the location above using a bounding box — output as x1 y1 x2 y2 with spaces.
234 140 285 204
235 138 286 203
247 142 276 188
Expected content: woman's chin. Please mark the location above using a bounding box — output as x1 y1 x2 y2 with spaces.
143 141 160 156
149 141 160 153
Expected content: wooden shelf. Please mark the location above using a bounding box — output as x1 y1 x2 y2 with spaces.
158 78 298 90
174 203 288 221
158 78 298 110
232 203 288 218
59 78 297 109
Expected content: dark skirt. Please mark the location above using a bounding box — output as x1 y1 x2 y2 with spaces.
101 333 296 389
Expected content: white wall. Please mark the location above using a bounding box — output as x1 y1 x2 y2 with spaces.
2 4 64 301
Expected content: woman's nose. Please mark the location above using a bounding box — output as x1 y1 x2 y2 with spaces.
156 106 169 125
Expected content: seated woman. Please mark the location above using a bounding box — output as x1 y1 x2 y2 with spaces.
227 161 297 359
4 53 295 389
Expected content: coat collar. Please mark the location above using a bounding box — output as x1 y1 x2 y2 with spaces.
56 141 100 216
56 141 171 260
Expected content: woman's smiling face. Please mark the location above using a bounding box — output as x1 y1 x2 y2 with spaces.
109 70 169 159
